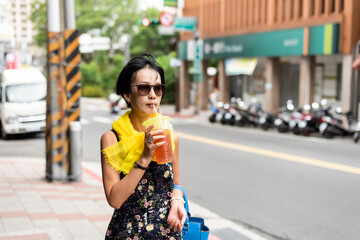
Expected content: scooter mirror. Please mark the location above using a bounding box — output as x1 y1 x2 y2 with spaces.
312 102 320 109
335 107 342 114
303 104 311 111
320 99 328 106
287 103 295 111
286 99 293 105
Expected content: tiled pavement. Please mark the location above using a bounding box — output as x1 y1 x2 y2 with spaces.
0 157 112 240
0 156 269 240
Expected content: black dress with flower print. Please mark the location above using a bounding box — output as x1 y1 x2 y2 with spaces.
105 162 182 240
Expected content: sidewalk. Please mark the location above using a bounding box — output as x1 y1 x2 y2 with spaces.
0 156 268 240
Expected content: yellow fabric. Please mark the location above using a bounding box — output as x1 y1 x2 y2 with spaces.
102 110 175 174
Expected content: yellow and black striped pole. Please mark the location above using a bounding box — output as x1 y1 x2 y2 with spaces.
65 29 81 122
64 0 82 181
65 29 82 180
46 0 81 181
46 0 68 181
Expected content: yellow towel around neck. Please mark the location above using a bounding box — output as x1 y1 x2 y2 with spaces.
101 110 175 175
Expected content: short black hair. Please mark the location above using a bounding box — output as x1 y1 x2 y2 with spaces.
116 54 165 108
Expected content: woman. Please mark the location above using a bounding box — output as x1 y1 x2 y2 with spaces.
100 54 186 239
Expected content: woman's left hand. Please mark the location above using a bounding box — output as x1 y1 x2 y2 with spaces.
167 200 187 232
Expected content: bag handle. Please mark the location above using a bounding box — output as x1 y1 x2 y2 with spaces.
174 184 190 232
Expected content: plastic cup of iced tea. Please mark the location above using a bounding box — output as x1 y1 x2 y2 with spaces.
142 116 174 164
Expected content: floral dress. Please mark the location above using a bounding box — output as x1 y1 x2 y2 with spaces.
105 161 182 240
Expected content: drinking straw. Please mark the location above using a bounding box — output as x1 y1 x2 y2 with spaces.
153 105 159 117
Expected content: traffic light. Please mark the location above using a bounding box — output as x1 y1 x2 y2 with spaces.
138 18 160 27
142 18 151 27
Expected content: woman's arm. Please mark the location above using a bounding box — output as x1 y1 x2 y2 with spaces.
100 131 146 209
171 131 182 196
167 131 187 231
100 126 165 209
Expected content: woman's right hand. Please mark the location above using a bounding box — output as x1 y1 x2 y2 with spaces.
140 125 165 165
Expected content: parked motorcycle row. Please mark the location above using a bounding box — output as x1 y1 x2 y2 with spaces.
209 98 360 143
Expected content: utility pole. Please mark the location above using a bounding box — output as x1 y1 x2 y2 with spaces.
193 27 201 115
46 0 67 181
64 0 82 181
46 0 81 181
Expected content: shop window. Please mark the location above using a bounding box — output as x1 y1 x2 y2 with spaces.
331 0 336 13
339 0 344 12
290 0 294 19
336 63 342 100
246 69 265 94
321 0 325 14
311 0 315 16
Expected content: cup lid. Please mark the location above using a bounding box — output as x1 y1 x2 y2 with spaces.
142 116 172 129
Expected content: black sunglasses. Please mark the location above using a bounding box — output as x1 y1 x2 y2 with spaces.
130 84 166 96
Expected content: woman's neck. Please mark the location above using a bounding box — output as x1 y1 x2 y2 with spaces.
129 109 151 132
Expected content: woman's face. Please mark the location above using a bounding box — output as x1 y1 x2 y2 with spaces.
124 67 163 116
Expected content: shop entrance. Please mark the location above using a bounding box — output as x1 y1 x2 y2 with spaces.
230 75 244 99
279 63 299 107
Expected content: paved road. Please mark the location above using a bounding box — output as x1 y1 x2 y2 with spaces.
2 98 360 240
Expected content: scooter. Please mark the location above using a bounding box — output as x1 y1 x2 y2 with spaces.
109 93 120 114
274 100 295 133
110 101 119 114
353 121 360 143
234 99 261 128
209 101 226 123
290 103 324 136
258 110 277 131
319 107 356 139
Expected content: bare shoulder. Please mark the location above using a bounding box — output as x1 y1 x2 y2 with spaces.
100 130 118 150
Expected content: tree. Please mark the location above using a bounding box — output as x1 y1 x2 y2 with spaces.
30 1 178 102
157 51 177 104
31 0 140 48
130 8 177 58
30 0 47 47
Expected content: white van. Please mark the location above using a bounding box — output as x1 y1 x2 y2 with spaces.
0 68 47 139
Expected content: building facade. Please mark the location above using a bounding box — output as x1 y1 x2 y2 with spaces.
0 0 14 71
178 0 360 121
11 0 36 50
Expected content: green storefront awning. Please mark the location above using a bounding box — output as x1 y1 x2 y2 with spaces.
309 24 339 55
178 24 339 60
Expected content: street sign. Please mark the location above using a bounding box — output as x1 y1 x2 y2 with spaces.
174 17 197 32
194 40 202 76
79 34 110 53
158 26 175 35
170 58 181 68
164 0 177 7
159 12 174 27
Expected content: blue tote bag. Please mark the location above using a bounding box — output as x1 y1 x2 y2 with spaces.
174 185 210 240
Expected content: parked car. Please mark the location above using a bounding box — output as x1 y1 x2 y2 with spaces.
0 68 46 139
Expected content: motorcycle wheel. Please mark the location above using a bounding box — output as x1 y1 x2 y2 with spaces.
261 124 269 131
228 117 235 126
322 130 334 139
278 125 288 133
209 114 216 123
292 126 300 135
354 132 360 143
